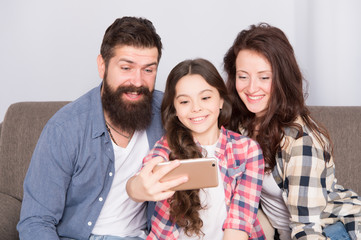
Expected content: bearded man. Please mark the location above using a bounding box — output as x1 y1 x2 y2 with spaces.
17 17 185 240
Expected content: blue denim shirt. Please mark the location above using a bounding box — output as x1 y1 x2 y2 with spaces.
17 84 164 240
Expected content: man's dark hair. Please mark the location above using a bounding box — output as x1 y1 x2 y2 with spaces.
100 16 163 67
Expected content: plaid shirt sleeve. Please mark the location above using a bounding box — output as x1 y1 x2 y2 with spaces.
143 137 180 239
143 136 171 165
146 199 179 240
221 130 265 238
283 133 331 239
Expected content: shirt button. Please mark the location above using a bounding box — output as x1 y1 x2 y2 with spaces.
88 221 92 226
109 172 113 177
99 197 103 202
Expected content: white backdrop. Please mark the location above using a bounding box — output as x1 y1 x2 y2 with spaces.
1 0 360 121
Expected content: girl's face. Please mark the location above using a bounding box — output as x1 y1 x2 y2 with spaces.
235 49 272 117
174 74 224 145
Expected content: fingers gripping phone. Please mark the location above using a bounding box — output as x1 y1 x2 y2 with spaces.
154 157 219 191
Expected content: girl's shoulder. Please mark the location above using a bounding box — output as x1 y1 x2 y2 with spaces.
220 126 260 147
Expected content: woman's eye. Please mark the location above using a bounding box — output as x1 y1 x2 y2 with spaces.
180 100 188 104
261 76 270 80
237 75 248 80
202 96 211 101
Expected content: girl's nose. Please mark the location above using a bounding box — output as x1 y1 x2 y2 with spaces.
192 101 202 112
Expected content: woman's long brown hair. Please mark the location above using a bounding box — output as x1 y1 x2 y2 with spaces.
161 58 231 236
224 23 332 172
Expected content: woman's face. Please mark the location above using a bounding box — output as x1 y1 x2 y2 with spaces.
173 74 224 145
235 49 272 117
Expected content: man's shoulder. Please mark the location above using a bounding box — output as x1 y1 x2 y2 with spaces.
48 85 102 126
152 89 163 110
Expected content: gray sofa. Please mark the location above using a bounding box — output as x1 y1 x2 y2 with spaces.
0 102 360 240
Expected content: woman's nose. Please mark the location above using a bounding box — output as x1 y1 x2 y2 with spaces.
247 78 259 93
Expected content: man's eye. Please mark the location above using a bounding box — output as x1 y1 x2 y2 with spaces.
144 69 153 73
121 66 131 71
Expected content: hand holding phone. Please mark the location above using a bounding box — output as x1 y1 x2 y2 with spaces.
153 157 219 191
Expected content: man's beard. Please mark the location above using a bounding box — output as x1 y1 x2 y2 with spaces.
101 79 153 132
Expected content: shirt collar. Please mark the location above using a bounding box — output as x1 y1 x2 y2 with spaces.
90 83 107 139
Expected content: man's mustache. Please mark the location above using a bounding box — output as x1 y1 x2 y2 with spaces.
115 86 150 95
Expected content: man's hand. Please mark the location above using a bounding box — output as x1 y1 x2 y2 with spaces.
126 156 188 202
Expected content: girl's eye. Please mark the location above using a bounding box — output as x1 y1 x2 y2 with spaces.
180 100 189 104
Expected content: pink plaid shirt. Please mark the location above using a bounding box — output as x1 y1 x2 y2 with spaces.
143 127 265 239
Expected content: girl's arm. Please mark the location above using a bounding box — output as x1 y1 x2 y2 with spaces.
223 229 249 240
126 137 187 202
224 138 264 237
146 199 178 240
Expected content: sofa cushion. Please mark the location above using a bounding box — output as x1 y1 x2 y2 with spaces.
309 106 361 195
0 192 22 239
0 101 69 201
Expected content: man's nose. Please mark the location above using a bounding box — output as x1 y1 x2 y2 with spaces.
129 69 143 87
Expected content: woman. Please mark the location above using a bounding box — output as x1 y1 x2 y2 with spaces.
143 58 265 239
223 23 361 239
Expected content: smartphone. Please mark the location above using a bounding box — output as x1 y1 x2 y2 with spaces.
154 157 219 191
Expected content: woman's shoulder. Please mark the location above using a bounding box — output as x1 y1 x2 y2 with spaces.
282 116 331 160
284 116 325 144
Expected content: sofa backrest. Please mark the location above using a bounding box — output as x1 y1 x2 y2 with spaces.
0 102 69 201
309 106 361 195
0 103 360 202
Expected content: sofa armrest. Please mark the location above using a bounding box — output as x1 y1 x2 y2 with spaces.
0 192 21 240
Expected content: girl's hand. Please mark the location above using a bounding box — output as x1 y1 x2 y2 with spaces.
126 156 188 202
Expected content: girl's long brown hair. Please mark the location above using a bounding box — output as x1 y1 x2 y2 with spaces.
224 23 332 172
161 58 231 236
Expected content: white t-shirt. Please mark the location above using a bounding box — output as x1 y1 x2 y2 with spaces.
261 172 292 240
179 143 227 240
91 130 149 238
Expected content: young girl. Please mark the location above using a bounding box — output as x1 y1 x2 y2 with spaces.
143 58 265 239
224 23 361 239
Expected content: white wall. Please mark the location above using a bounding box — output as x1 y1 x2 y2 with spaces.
1 0 360 121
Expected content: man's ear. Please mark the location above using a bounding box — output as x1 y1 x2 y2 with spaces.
97 54 105 79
